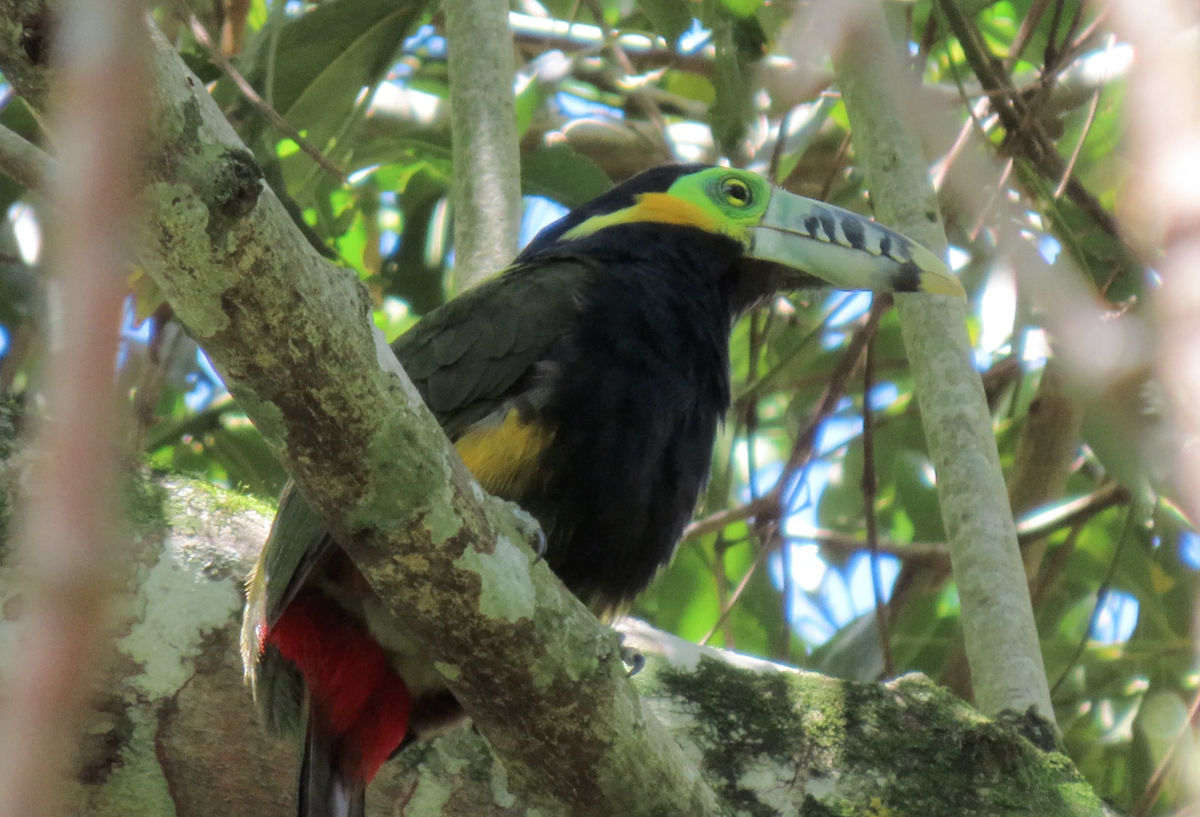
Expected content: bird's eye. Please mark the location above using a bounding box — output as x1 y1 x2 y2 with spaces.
722 178 753 207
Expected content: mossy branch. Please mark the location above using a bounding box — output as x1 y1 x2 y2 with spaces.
0 471 1110 816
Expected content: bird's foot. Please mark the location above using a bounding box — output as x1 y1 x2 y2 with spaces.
530 528 548 564
495 499 547 563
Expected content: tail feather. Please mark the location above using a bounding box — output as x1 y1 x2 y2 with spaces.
265 593 414 815
298 720 365 817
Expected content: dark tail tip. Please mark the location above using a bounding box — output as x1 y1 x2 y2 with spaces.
298 722 366 817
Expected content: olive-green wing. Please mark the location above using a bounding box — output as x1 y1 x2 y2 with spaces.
254 482 331 623
241 481 330 728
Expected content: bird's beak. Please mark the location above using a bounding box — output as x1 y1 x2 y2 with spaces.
748 190 966 299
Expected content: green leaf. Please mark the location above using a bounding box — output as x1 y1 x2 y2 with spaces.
228 0 431 151
639 0 694 42
521 145 612 207
706 11 765 154
664 71 716 105
720 0 763 19
0 97 42 213
513 79 546 138
893 449 946 542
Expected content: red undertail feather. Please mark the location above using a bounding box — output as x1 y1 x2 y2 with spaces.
266 592 413 782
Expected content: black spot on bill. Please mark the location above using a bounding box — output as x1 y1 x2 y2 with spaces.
840 217 866 250
893 261 923 292
817 211 837 244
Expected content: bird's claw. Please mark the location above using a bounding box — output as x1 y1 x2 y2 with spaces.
618 636 645 677
530 528 548 564
498 500 547 564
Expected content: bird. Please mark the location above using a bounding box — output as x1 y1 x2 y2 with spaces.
240 163 964 817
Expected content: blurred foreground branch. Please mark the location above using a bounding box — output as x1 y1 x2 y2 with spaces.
0 3 147 816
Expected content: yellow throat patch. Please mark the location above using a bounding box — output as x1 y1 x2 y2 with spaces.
562 193 726 241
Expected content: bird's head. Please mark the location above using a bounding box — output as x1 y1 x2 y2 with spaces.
519 164 965 301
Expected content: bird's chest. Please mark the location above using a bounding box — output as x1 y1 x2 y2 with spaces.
526 298 732 603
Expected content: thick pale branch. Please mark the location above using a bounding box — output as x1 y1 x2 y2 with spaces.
445 0 522 290
0 474 1111 817
833 0 1056 725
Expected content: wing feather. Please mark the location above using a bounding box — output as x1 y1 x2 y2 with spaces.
393 259 591 438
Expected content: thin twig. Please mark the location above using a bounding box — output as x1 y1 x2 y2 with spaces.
1009 0 1052 66
933 97 989 192
683 495 776 542
1043 0 1068 67
817 129 854 202
1049 503 1137 696
768 107 794 183
744 307 773 500
1016 481 1130 543
778 298 890 512
689 300 886 550
933 0 1122 238
172 1 347 184
1030 519 1084 609
689 460 1126 557
773 523 792 660
1054 38 1112 197
699 536 768 646
1068 3 1113 55
860 302 894 678
734 291 853 405
711 533 736 648
785 530 948 562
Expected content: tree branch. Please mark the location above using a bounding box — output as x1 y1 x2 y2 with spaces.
0 2 147 815
0 473 1114 816
445 0 522 290
833 0 1057 726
